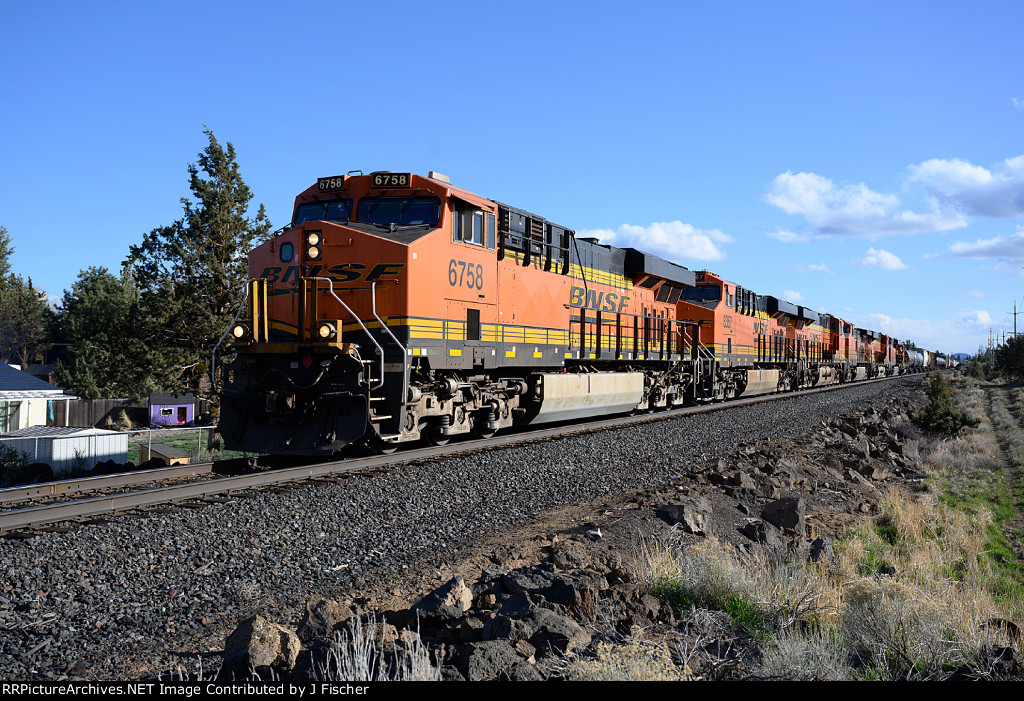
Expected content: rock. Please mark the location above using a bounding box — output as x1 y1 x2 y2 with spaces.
503 661 544 681
503 568 556 596
90 460 122 476
709 473 734 487
451 640 522 681
438 665 466 681
740 519 784 549
660 498 712 536
524 607 591 656
761 497 806 535
222 614 300 679
732 471 756 490
808 537 836 565
551 549 585 570
474 592 498 610
543 576 598 618
724 485 757 502
481 614 536 643
497 593 534 617
411 576 473 622
297 597 352 643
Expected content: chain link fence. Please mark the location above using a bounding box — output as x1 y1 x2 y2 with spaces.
1 426 258 482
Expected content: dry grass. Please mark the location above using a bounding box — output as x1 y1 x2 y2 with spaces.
587 378 1024 680
564 637 691 681
313 613 441 682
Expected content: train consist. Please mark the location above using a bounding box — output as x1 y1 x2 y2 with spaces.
217 171 944 456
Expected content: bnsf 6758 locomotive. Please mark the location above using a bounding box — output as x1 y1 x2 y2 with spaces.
217 171 925 456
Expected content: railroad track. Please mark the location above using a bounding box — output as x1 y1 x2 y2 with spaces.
0 373 923 537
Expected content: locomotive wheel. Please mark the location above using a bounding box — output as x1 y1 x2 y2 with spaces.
370 436 399 455
423 426 450 447
473 425 496 440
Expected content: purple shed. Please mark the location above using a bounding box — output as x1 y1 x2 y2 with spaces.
148 393 195 426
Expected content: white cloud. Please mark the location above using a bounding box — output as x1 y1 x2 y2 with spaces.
779 289 805 303
580 221 733 262
766 228 811 243
907 155 1024 218
962 309 992 326
867 312 893 327
806 263 833 274
989 262 1024 277
1014 95 1024 111
764 171 966 237
856 247 908 270
966 290 985 298
949 226 1024 261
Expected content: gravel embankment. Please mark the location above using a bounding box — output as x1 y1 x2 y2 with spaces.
0 378 923 680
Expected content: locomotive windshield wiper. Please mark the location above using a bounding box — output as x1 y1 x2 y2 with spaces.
370 222 430 232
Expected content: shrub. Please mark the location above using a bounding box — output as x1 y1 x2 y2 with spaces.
840 578 962 680
0 443 28 485
566 638 689 681
968 359 986 381
760 627 853 681
313 613 440 682
914 372 980 437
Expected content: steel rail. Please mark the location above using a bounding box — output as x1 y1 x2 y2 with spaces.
0 462 219 506
0 373 922 534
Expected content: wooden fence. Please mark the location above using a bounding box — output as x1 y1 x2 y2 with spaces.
48 398 214 429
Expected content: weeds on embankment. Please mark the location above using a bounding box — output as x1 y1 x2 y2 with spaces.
563 375 1024 681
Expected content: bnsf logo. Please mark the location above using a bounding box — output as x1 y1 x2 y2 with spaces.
569 286 631 313
259 263 405 283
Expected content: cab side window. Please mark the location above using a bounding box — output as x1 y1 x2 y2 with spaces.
452 204 495 250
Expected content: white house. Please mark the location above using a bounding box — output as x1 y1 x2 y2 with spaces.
0 363 75 433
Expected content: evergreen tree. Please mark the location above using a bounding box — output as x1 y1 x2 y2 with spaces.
53 267 158 399
0 226 12 284
126 130 272 395
0 274 51 368
995 335 1024 380
914 371 981 437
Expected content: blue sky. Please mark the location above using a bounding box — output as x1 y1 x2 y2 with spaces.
2 0 1023 355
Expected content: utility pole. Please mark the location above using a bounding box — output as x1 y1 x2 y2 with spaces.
1010 300 1020 339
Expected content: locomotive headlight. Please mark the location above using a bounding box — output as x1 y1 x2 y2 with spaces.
317 322 337 340
305 231 322 259
232 323 252 341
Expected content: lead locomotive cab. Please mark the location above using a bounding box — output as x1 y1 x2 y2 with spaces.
218 171 581 455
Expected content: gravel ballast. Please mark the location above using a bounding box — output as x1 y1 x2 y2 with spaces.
0 378 922 679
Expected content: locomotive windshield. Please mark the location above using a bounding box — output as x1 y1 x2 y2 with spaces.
356 197 441 227
294 199 352 225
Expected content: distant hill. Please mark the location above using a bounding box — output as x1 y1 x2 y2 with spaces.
951 353 973 362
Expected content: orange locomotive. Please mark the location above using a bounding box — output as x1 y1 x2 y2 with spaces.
216 171 915 456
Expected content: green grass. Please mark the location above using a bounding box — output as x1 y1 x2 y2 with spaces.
127 428 254 465
929 379 1024 615
651 578 770 643
874 522 900 545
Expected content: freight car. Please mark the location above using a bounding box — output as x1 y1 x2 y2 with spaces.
216 171 930 456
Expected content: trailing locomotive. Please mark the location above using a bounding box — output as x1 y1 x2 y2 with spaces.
216 171 931 456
